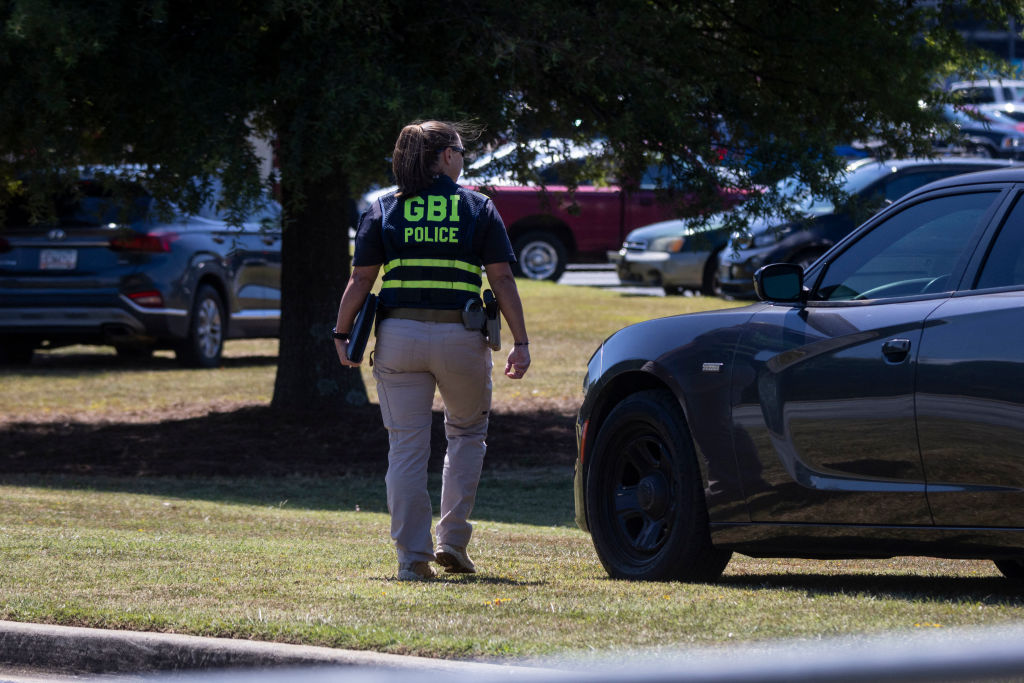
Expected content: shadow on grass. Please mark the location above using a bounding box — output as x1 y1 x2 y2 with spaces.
721 572 1024 605
378 575 548 587
0 404 577 527
5 350 278 374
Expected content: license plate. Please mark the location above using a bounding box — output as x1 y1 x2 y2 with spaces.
40 249 77 270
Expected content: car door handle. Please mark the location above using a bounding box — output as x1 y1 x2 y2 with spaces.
882 338 911 362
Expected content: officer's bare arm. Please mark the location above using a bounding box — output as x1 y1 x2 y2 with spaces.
334 265 380 367
484 262 528 344
485 262 531 379
335 265 381 333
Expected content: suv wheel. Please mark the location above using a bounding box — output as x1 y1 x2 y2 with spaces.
176 284 225 368
512 231 568 281
585 389 731 581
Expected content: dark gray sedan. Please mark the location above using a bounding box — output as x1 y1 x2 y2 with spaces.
0 172 281 367
576 165 1024 582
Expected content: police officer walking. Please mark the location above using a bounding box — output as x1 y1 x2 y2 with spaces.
333 120 531 581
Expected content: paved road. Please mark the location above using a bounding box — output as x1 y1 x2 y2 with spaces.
557 264 664 296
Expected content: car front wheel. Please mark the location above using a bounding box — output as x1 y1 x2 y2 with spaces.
512 231 568 281
585 389 731 581
176 284 225 368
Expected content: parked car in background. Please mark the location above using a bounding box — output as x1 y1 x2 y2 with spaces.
609 215 732 296
949 78 1024 105
361 140 743 282
938 104 1024 158
576 165 1024 582
718 157 1014 298
0 171 282 366
978 101 1024 128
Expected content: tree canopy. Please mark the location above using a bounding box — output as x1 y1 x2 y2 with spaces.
2 0 1021 409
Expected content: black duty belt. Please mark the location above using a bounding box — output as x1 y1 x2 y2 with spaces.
380 307 463 324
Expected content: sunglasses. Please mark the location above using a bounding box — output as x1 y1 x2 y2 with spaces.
448 146 466 155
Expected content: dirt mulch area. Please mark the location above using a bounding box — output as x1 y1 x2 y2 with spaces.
0 403 577 477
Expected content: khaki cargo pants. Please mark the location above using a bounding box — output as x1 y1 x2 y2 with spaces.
372 317 492 564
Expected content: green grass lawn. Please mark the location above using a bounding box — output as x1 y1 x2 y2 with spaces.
2 283 1024 660
0 280 741 421
2 472 1022 661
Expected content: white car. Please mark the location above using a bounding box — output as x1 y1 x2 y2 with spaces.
949 78 1024 105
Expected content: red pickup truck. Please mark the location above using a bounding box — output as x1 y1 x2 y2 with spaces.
362 140 735 281
476 181 683 281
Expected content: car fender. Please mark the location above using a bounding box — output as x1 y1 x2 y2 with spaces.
183 253 232 326
505 214 577 255
580 305 765 525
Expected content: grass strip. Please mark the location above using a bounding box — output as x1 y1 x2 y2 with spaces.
2 471 1023 660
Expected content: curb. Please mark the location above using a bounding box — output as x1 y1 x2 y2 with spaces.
0 620 550 676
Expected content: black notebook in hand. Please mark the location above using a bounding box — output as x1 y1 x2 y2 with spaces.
347 293 377 363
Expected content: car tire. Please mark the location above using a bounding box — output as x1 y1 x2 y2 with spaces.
512 231 568 281
176 284 225 368
0 339 34 365
968 143 996 159
701 248 724 297
994 558 1024 580
585 389 731 582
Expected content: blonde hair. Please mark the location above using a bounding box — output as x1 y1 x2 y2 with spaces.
392 120 479 197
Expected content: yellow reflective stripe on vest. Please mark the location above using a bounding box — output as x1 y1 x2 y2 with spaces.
382 258 482 276
381 280 480 293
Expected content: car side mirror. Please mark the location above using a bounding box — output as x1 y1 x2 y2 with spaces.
754 262 805 302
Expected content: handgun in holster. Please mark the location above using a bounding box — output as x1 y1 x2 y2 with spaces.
483 289 501 351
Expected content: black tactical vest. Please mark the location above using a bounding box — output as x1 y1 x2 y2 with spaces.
378 175 489 309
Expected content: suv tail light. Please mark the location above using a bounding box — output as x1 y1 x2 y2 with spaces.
127 290 165 308
109 231 178 253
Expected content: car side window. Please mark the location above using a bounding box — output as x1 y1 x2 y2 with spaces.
812 192 999 302
976 194 1024 289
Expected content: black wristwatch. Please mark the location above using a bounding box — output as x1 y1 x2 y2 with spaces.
331 327 350 341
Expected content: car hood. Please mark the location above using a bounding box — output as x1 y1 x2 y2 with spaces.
624 219 691 242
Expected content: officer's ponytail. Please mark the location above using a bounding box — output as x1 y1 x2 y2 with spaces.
392 120 480 197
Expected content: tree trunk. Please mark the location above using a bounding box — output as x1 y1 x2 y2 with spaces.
271 167 368 410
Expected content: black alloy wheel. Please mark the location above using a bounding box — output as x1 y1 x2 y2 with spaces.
585 389 731 581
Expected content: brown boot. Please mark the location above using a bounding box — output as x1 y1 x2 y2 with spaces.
435 544 476 573
397 561 437 581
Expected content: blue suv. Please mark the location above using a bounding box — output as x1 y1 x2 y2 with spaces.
0 172 281 366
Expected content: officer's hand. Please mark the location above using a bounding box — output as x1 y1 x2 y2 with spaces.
505 344 530 379
336 339 361 367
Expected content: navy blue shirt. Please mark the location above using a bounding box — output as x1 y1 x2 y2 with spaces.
353 178 516 268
